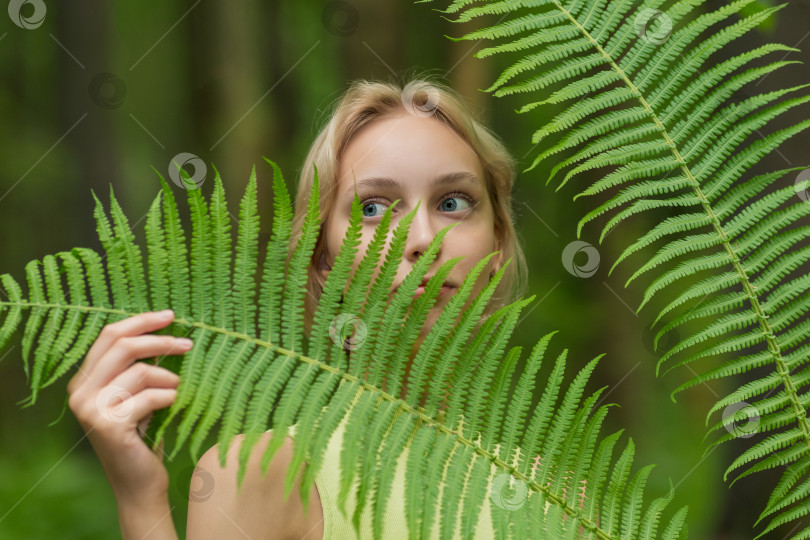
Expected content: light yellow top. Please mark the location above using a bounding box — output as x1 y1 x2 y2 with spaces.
276 413 499 539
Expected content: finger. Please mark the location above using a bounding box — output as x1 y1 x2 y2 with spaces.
87 335 192 391
128 388 178 426
69 310 176 393
137 412 153 439
94 387 178 427
109 363 180 397
85 310 176 372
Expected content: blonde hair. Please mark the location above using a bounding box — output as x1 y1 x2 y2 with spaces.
287 76 528 337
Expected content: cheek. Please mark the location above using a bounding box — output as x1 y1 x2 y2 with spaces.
355 236 372 267
452 225 497 259
356 226 395 270
347 232 379 278
453 232 498 285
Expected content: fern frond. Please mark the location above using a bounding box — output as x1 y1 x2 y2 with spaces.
437 0 810 535
0 161 688 538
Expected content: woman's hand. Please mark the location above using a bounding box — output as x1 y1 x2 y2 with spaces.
66 309 192 505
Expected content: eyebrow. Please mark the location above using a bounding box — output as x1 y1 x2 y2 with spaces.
343 171 480 198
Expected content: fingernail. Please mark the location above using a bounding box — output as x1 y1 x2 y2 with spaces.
157 309 174 320
176 338 193 349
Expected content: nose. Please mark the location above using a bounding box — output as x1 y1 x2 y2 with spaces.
404 201 440 263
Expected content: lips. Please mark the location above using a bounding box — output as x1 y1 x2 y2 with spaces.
413 283 456 299
393 275 457 296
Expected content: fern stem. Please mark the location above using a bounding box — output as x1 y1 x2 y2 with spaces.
179 320 611 536
3 299 613 537
551 0 810 451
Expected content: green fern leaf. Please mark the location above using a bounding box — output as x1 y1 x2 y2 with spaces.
0 161 689 538
436 0 810 535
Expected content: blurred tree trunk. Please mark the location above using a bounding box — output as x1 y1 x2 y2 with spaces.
55 1 119 242
448 18 492 126
339 0 404 82
195 0 268 193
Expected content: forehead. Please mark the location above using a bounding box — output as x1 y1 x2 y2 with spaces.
337 112 484 187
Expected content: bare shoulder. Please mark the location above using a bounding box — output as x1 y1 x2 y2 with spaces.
186 432 324 540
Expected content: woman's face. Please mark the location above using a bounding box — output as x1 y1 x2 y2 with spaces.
321 110 502 340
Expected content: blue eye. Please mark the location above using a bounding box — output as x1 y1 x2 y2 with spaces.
440 195 472 212
362 201 387 218
361 192 476 219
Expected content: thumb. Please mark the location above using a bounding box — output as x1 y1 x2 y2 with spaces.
137 411 153 438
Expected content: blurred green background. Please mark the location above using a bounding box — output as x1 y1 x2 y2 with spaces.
1 1 808 538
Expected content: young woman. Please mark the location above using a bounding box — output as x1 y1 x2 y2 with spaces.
66 77 527 539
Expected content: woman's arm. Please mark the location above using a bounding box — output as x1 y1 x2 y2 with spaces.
67 310 191 540
116 494 177 540
187 433 324 540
